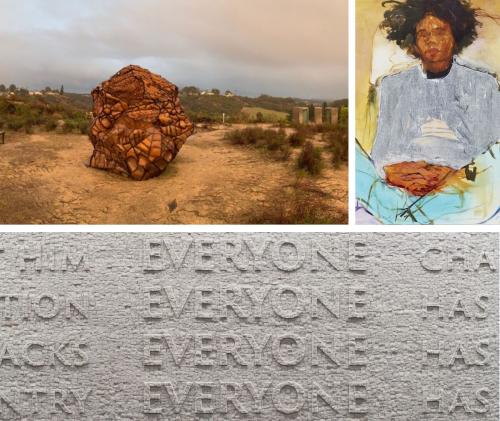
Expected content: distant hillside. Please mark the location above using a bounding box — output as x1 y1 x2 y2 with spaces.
180 93 347 123
0 87 347 129
241 107 289 123
0 90 91 133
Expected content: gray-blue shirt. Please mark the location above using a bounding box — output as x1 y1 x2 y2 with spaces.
371 57 500 174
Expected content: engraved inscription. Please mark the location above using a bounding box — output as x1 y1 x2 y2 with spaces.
143 381 366 416
142 286 368 321
0 233 496 420
0 293 93 323
420 247 497 272
15 244 90 273
0 388 92 417
0 340 89 368
142 239 371 272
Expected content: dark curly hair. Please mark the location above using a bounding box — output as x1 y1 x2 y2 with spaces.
380 0 485 55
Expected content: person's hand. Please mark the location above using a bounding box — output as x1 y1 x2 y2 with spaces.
384 161 455 196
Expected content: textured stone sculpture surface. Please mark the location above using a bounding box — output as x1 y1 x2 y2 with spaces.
0 233 498 420
88 65 194 180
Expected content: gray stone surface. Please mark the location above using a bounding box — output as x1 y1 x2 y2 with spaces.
0 233 497 420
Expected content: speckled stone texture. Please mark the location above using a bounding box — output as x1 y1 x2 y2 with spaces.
0 233 497 420
88 65 194 180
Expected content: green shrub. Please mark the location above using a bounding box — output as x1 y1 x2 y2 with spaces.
77 118 90 134
225 127 290 160
0 91 92 133
44 118 58 131
324 128 348 168
240 177 347 224
297 141 323 175
63 120 75 133
7 117 24 131
288 127 309 147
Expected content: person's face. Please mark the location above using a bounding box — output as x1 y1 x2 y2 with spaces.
415 14 455 73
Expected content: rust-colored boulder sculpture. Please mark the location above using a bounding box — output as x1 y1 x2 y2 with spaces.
88 65 194 180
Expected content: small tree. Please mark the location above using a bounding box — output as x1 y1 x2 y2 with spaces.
297 141 323 175
308 104 315 122
255 111 264 123
339 106 348 128
0 84 5 92
181 86 200 95
211 88 220 96
8 84 16 92
43 86 52 93
19 88 29 96
60 85 64 95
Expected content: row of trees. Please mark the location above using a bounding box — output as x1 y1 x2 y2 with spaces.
307 102 346 123
0 84 65 94
181 86 233 96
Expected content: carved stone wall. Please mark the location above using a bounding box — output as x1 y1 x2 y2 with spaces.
0 233 497 420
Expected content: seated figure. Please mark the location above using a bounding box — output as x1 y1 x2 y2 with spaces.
356 0 499 224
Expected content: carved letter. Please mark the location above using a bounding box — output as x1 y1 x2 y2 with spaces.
144 334 162 367
195 383 215 414
143 382 162 414
163 287 192 319
349 383 368 414
0 342 20 367
220 382 248 414
272 334 305 366
33 294 60 319
245 240 271 271
348 334 367 368
245 334 271 366
164 335 192 367
245 382 271 413
272 287 304 319
71 389 92 414
310 289 339 320
310 241 341 272
310 382 338 414
143 287 162 319
23 341 46 367
194 240 216 272
220 334 248 366
194 334 216 367
311 335 339 367
272 382 305 414
52 389 72 414
449 390 471 414
163 382 192 414
348 288 368 321
348 240 369 272
194 287 217 320
244 287 272 320
473 388 490 414
420 248 443 272
272 241 305 272
448 297 471 320
219 287 250 320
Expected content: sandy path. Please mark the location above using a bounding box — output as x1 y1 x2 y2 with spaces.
0 128 347 224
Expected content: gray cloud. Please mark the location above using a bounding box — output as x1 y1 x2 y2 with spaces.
0 0 347 99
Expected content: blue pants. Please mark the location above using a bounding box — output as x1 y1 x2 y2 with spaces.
356 141 499 224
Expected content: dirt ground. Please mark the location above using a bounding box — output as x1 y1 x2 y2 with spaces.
0 125 347 224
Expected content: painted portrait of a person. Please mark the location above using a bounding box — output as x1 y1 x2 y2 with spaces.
356 0 500 224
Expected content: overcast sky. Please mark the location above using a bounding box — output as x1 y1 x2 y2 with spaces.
0 0 347 99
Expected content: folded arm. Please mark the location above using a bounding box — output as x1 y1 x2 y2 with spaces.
356 141 499 224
